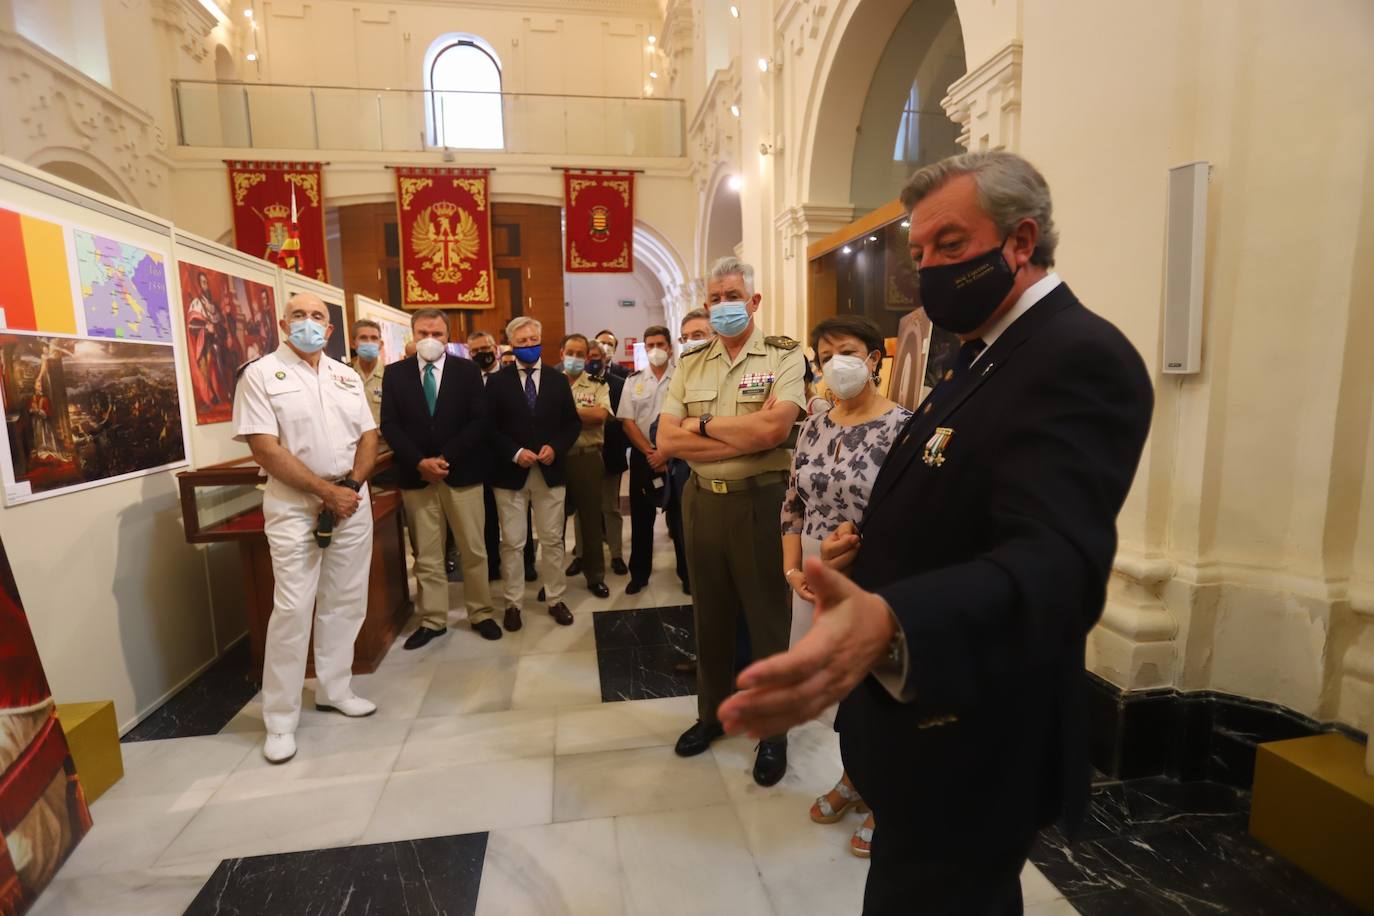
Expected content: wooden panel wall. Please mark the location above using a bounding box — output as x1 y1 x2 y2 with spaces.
336 201 565 364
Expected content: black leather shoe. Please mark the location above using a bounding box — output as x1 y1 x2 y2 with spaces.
565 558 583 576
473 619 503 641
626 579 647 595
682 581 692 596
403 626 446 650
524 562 538 582
537 586 546 602
548 602 574 626
753 739 788 787
503 606 523 632
611 558 629 576
589 581 610 598
674 720 724 757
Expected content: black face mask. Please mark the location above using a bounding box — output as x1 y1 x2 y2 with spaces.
917 237 1020 335
472 350 496 370
586 360 605 377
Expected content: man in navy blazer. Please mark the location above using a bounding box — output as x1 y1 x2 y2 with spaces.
720 152 1154 914
380 309 497 646
486 316 583 629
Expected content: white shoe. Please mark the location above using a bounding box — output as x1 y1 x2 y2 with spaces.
263 732 296 764
314 695 377 718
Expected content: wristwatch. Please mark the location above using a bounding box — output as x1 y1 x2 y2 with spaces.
699 413 714 438
339 477 362 492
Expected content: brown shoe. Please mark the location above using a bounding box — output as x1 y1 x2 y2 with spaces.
504 606 523 632
548 601 574 626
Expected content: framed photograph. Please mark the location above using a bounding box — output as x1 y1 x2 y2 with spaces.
176 260 278 425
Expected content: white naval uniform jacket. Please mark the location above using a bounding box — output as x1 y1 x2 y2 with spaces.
232 344 377 497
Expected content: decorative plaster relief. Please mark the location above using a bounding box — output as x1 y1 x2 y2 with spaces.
942 39 1021 152
150 0 219 64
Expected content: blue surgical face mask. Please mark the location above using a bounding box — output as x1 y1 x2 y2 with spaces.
356 342 380 361
289 318 327 354
514 344 542 365
563 355 586 375
709 300 751 337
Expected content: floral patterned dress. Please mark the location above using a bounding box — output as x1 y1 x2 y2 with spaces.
781 405 912 645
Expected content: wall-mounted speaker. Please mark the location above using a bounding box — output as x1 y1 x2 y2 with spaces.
1162 161 1210 374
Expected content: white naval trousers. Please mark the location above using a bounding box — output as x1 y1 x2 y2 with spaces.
261 482 373 734
493 469 567 607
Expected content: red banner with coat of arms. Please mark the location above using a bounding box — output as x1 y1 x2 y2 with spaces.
564 170 634 273
225 161 327 282
393 166 495 309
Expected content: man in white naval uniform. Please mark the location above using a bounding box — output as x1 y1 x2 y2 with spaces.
232 292 380 763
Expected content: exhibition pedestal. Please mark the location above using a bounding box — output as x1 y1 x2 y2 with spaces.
177 455 412 681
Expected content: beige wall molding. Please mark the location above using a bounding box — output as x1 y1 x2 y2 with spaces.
149 0 217 63
1339 587 1374 774
941 38 1021 153
0 29 171 212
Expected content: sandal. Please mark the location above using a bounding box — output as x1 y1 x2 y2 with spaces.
850 813 874 858
809 778 869 824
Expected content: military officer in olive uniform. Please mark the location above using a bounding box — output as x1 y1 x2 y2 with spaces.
562 333 614 598
657 256 806 787
350 319 387 432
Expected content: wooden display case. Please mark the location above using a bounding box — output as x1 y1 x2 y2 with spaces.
177 452 410 680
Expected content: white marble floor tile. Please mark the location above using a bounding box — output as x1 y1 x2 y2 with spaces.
29 862 219 916
418 656 519 717
155 773 389 866
1025 898 1082 915
710 719 845 808
554 695 696 756
475 817 624 916
99 732 257 802
517 611 598 656
1021 861 1068 906
57 788 215 878
615 804 775 916
510 651 603 711
361 756 554 844
553 745 729 822
428 619 528 662
221 663 438 734
227 717 411 782
733 795 871 916
396 709 556 771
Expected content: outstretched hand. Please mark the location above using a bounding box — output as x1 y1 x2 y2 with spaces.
717 557 896 739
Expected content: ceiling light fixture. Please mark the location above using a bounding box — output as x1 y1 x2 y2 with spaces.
868 235 878 242
727 175 743 192
730 5 740 18
900 219 911 228
648 35 657 44
841 245 853 254
757 57 770 73
730 104 740 118
245 51 257 61
243 7 253 17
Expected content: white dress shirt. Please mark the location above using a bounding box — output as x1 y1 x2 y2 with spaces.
418 352 446 388
972 272 1062 364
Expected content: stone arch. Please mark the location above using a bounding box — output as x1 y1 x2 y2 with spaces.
30 151 139 209
699 165 743 275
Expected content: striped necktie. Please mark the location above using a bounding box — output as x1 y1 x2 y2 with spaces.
524 368 537 409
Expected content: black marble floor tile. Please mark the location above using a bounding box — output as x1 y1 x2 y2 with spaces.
1033 776 1364 916
592 605 694 650
185 833 488 915
121 638 258 742
597 644 696 703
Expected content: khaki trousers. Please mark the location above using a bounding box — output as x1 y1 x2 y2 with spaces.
683 477 791 738
574 471 625 563
401 482 493 629
494 470 567 607
564 447 606 584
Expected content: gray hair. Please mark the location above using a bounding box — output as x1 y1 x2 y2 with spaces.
900 151 1059 268
680 307 708 328
707 256 755 296
410 307 447 329
506 315 542 340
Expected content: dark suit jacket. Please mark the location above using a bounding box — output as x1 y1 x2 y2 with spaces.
485 363 582 489
838 283 1153 858
379 355 489 489
600 371 630 476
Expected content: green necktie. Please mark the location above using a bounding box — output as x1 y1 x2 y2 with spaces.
423 362 438 415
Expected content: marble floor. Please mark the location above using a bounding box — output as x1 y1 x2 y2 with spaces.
33 518 1085 915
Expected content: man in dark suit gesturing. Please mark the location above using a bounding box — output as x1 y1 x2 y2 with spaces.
486 316 583 629
381 308 497 646
719 152 1154 914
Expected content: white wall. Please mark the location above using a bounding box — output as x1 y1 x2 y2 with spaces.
564 261 667 362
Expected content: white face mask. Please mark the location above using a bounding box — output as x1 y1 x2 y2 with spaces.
681 338 710 355
416 338 445 362
647 347 670 368
821 353 873 400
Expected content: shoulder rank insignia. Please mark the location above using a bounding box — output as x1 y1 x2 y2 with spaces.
764 335 798 350
922 427 954 467
680 343 709 360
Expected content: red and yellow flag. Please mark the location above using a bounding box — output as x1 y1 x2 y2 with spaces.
393 167 495 309
0 207 77 335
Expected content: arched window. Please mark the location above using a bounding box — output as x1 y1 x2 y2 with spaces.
425 35 504 149
892 80 920 161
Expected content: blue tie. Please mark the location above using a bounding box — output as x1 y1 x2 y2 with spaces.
423 362 437 415
916 338 986 419
524 368 537 409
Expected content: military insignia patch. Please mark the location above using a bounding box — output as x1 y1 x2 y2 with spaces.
923 427 954 467
275 370 287 380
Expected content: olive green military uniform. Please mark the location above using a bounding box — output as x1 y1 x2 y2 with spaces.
350 357 387 448
661 325 806 732
567 370 613 586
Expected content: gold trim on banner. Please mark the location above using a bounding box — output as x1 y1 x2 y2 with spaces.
399 177 433 211
455 271 492 303
569 241 630 271
453 177 487 210
284 173 320 208
232 172 265 205
405 270 439 303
